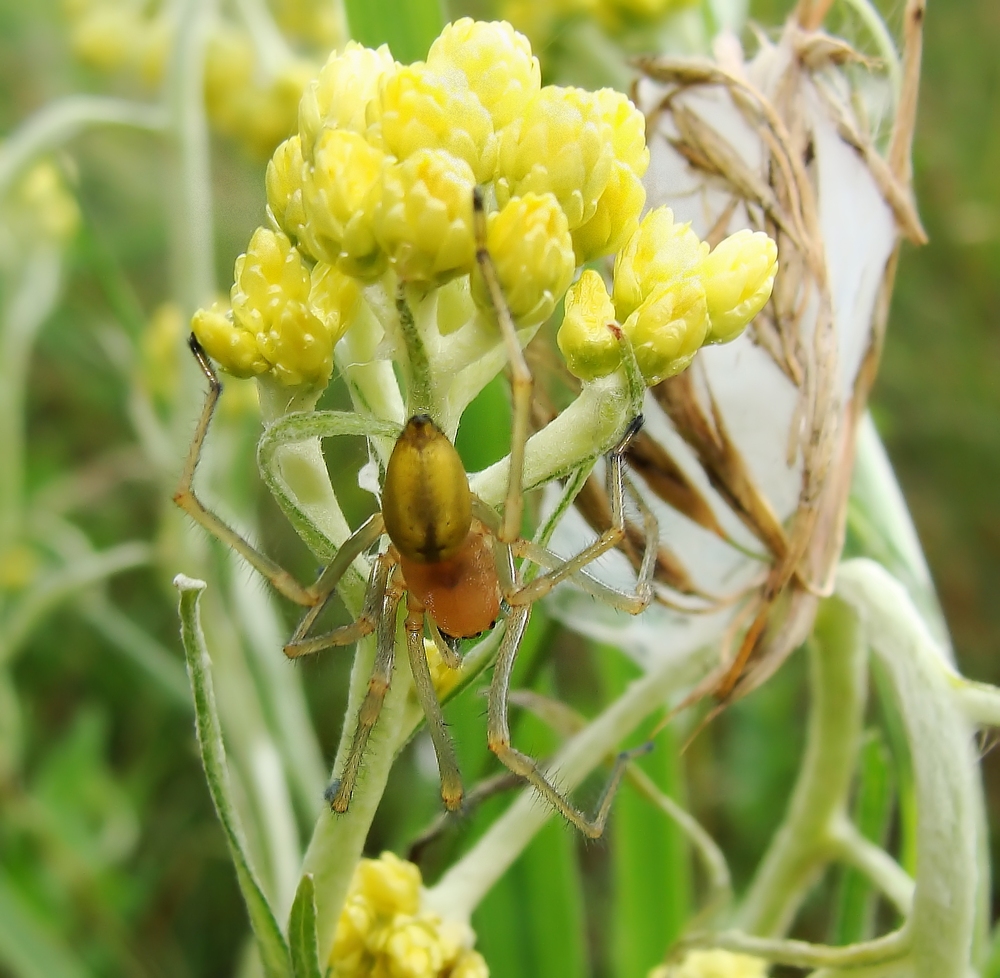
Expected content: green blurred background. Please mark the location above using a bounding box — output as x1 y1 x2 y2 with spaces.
0 0 998 975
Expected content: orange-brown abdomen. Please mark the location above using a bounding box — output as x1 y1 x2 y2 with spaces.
400 526 502 638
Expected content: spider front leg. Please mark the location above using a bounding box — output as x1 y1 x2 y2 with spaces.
404 596 463 811
473 189 532 544
173 335 314 606
486 605 647 838
327 570 404 813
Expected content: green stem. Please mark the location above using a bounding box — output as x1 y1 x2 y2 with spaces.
737 595 868 937
424 641 714 923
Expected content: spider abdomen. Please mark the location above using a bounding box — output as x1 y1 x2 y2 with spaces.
383 415 473 564
400 525 502 638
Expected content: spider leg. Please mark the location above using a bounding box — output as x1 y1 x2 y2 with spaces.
508 417 653 608
328 575 404 813
284 515 386 656
173 335 314 606
487 606 640 838
284 550 391 659
427 616 463 670
405 597 463 811
472 189 532 544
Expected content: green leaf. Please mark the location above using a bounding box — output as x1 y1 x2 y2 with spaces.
289 875 323 978
175 575 291 978
0 876 90 978
343 0 444 63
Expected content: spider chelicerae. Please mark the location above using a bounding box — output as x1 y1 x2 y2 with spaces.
174 195 659 837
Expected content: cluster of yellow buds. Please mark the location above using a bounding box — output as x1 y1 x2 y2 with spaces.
557 207 777 385
501 0 698 50
332 851 488 978
63 0 333 156
197 18 776 397
1 161 80 250
649 949 770 978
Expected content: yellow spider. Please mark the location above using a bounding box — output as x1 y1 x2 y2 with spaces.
174 196 658 837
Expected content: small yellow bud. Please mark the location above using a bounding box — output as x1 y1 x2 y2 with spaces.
472 192 575 327
376 64 498 184
649 948 769 978
496 85 615 230
300 128 386 278
426 19 541 130
0 543 40 592
376 149 476 286
71 6 138 72
571 160 646 263
354 852 422 917
622 277 709 385
331 893 375 974
229 228 334 388
310 262 361 344
698 229 778 344
423 638 462 697
266 135 309 245
299 41 396 160
557 270 622 381
239 59 316 158
15 161 79 244
595 88 649 179
141 303 184 403
191 302 269 379
204 26 255 132
612 207 708 321
382 918 446 978
450 951 490 978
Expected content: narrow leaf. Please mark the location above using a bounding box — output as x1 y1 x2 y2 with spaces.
0 876 90 978
175 574 291 978
289 874 323 978
344 0 444 63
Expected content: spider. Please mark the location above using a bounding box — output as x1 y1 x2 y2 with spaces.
174 199 659 838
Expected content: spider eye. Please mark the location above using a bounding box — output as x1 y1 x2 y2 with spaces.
382 416 473 564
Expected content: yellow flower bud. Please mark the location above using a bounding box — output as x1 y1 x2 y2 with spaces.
649 948 769 978
191 302 269 379
595 88 649 178
556 270 622 381
229 228 334 388
266 135 309 245
204 26 255 133
310 261 361 343
612 207 708 321
376 64 498 184
331 893 375 975
496 85 615 230
426 18 541 130
571 160 646 263
300 129 387 278
299 41 396 160
14 161 79 244
141 303 184 404
472 192 575 328
71 6 139 72
423 638 462 697
354 852 421 917
239 59 316 158
450 951 490 978
622 277 709 385
382 918 446 978
376 149 476 286
698 229 778 344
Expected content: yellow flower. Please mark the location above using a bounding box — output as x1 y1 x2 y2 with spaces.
192 228 340 388
375 149 477 286
14 161 80 244
649 949 769 978
495 85 615 230
354 852 422 917
299 41 396 160
698 229 778 344
70 5 140 72
556 269 622 381
375 64 498 184
310 262 361 342
622 277 709 385
426 19 541 130
450 951 490 978
571 159 646 263
612 207 708 321
141 303 184 404
301 128 387 278
266 135 310 245
472 192 575 328
595 87 649 179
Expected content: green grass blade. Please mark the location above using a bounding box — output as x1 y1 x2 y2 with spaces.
289 874 323 978
175 574 291 978
598 645 691 977
343 0 445 63
0 875 90 978
831 729 895 944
